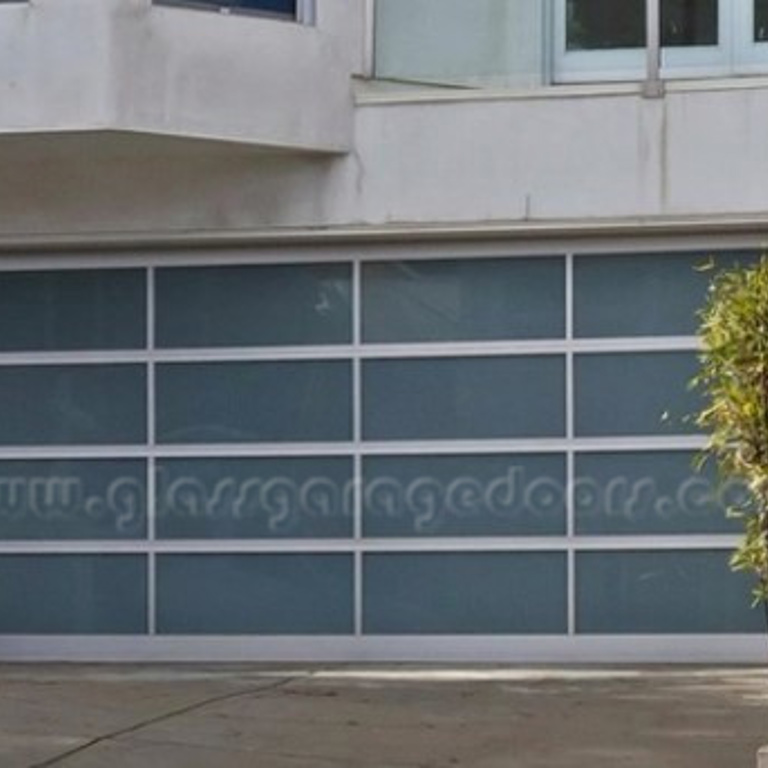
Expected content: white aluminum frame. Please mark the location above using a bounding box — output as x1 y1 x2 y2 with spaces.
554 0 743 83
0 235 764 662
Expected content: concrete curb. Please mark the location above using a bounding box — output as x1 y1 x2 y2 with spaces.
757 746 768 767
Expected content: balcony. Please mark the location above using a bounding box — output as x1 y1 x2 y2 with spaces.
0 0 356 153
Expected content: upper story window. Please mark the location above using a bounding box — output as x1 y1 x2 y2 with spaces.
375 0 768 89
158 0 299 19
557 0 768 81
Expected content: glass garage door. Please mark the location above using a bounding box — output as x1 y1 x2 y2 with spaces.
0 250 761 659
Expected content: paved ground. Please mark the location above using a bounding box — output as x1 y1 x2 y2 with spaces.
0 665 766 767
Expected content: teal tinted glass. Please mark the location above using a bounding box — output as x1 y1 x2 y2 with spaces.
0 460 146 540
156 263 351 348
156 457 353 539
574 352 700 436
0 365 146 445
0 269 145 351
363 454 566 537
363 356 565 440
574 251 757 338
363 552 567 634
156 361 352 444
576 550 764 634
362 257 565 342
156 554 354 635
574 451 741 535
0 555 147 634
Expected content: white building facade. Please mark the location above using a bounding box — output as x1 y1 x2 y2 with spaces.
0 0 767 662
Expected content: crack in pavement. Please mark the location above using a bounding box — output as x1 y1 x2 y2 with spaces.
27 675 297 768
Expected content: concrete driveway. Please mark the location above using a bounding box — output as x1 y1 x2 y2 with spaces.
0 665 766 767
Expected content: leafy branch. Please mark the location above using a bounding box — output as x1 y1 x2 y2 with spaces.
694 256 768 618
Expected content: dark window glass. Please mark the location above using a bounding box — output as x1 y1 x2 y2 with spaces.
0 269 145 351
156 264 351 348
756 0 768 41
362 257 565 343
363 454 566 537
574 251 757 338
0 365 146 446
363 356 566 440
0 460 146 540
156 457 353 539
364 552 567 635
576 550 764 634
156 554 354 634
0 555 147 634
574 352 701 437
156 361 352 444
567 0 717 51
574 451 742 535
160 0 296 16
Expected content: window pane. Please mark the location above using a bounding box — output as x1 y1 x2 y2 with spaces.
235 0 295 13
567 0 645 50
0 365 146 445
0 269 145 351
0 460 146 540
574 251 757 338
756 0 768 42
363 356 565 440
363 454 566 537
364 552 567 634
662 0 717 45
574 452 741 535
567 0 717 51
156 361 352 444
157 457 353 539
362 257 565 343
574 352 700 437
156 554 354 634
0 555 147 634
156 264 351 348
162 0 296 15
576 551 764 633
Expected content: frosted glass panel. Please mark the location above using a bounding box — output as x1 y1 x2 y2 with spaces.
364 552 567 634
156 361 352 443
375 0 546 88
362 257 565 342
0 460 146 540
574 251 757 337
574 451 741 535
156 263 351 348
363 454 566 537
157 457 353 539
0 555 147 634
0 269 145 351
157 554 354 634
575 352 700 436
0 365 146 445
363 356 565 440
576 550 764 633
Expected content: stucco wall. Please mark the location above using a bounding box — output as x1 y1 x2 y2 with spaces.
0 0 355 151
3 79 768 238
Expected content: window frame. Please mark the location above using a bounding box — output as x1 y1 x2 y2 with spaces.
552 0 761 83
153 0 315 24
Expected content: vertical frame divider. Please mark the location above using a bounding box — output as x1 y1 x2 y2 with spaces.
565 252 576 636
146 266 157 636
352 258 364 637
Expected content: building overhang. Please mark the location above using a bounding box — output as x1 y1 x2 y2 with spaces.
0 0 354 154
